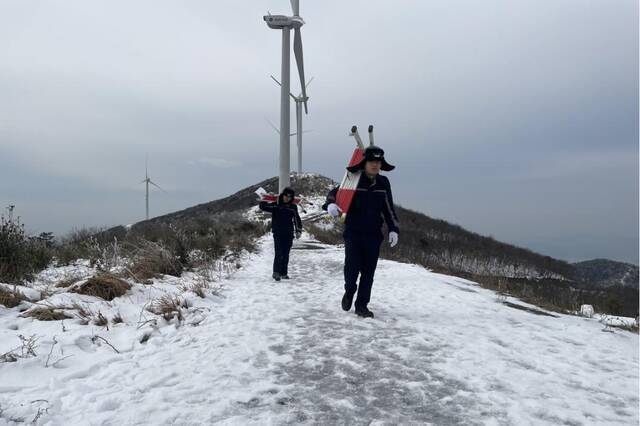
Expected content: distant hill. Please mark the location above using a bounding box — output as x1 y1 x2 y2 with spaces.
572 259 639 289
135 173 334 228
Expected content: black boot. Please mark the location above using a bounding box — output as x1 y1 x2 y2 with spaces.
355 307 374 318
341 292 354 311
272 272 281 281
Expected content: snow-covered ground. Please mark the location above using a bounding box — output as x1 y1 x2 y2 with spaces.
1 234 638 425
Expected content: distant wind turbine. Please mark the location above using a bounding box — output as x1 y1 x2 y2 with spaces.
265 115 311 135
140 157 165 220
264 116 298 137
270 75 313 173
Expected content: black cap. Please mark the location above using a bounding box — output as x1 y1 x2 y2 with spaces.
347 146 395 173
281 187 295 197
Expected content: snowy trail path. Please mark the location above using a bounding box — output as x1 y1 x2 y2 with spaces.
1 235 638 425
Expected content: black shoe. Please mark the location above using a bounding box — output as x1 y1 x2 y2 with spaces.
355 307 374 318
281 275 290 280
341 292 354 311
272 272 281 281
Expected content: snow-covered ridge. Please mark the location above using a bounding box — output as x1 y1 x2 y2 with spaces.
432 251 567 280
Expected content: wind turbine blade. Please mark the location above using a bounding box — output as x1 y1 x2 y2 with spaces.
271 75 297 100
145 155 148 179
302 130 313 134
270 75 282 87
290 132 297 136
264 117 281 134
293 27 308 114
140 179 147 184
149 180 166 193
290 0 299 16
305 76 314 89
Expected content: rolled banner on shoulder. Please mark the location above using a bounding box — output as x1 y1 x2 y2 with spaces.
255 187 268 200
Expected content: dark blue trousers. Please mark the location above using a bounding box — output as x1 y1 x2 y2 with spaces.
344 232 383 310
273 234 293 275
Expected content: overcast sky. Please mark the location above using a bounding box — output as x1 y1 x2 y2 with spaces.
0 0 638 264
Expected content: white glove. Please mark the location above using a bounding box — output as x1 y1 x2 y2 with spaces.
327 203 342 218
389 231 398 248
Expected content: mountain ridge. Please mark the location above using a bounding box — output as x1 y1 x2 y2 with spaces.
107 173 637 316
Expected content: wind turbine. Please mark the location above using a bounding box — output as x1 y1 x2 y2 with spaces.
264 116 297 137
140 157 165 221
270 75 313 173
264 0 308 191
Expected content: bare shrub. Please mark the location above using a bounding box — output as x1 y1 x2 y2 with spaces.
0 207 54 283
91 335 119 353
192 212 266 257
94 311 108 327
54 227 101 265
21 306 72 321
210 257 237 282
71 302 94 325
71 273 131 301
0 334 38 363
126 223 189 266
84 236 123 270
140 212 266 268
56 273 86 288
0 285 28 308
0 351 18 363
147 295 187 322
127 240 183 282
181 280 207 298
112 312 124 324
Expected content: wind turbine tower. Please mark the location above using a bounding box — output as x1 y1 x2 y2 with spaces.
264 0 309 191
270 75 313 173
141 158 165 221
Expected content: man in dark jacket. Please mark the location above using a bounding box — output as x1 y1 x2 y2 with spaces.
259 187 303 281
323 146 399 318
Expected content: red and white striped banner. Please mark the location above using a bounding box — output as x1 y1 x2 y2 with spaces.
335 147 364 214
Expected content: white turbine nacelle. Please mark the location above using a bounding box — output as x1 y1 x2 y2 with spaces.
263 15 304 29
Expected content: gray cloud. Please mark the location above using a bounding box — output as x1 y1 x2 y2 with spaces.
0 0 637 264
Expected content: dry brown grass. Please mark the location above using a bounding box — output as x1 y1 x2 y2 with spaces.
0 285 28 308
94 311 109 327
127 240 183 283
71 273 131 301
112 312 124 324
20 306 72 321
181 279 211 298
191 282 207 298
71 302 94 325
56 273 86 288
147 295 188 321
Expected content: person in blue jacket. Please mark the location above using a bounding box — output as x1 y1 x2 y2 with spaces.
259 187 303 281
323 146 399 318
